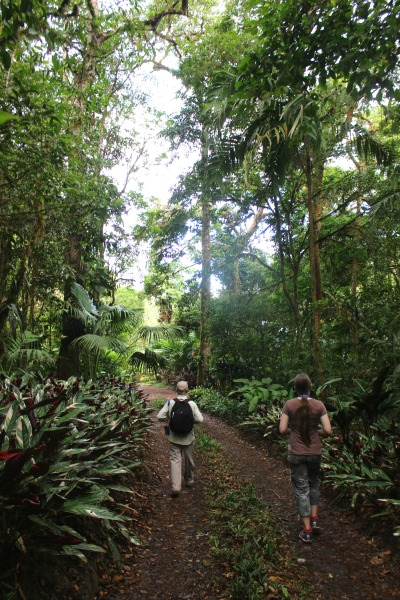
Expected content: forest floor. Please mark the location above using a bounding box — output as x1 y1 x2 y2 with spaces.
96 384 400 600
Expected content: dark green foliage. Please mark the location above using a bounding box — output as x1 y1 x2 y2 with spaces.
155 332 200 388
207 291 306 389
189 386 248 424
316 370 400 526
0 374 150 597
228 378 290 450
228 377 288 414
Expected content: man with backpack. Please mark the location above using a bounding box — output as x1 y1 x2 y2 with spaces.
157 381 204 498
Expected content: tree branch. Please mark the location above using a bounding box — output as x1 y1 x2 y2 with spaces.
144 1 189 29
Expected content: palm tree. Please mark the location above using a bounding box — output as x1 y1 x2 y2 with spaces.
0 304 55 376
66 283 182 380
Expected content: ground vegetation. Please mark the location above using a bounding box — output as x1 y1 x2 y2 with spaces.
1 1 400 598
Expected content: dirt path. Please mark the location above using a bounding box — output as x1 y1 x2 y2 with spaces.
98 385 399 600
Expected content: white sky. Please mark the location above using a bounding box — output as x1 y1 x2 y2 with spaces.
107 64 200 287
111 64 197 205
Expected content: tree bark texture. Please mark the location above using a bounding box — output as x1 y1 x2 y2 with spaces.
197 192 212 386
305 148 324 385
57 234 84 380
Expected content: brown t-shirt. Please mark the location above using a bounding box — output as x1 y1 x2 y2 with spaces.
282 396 327 455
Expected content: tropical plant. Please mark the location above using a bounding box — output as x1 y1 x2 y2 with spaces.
0 374 150 597
307 372 400 534
322 416 399 510
0 304 56 376
155 332 200 387
189 386 248 424
229 378 288 414
64 283 182 379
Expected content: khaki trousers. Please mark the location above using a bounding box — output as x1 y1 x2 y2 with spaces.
169 441 195 493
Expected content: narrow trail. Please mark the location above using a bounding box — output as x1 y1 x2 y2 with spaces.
99 385 399 600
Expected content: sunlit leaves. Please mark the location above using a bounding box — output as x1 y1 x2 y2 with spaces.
0 109 18 125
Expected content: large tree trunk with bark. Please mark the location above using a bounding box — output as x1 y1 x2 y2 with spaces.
57 234 85 379
305 148 324 385
197 192 212 386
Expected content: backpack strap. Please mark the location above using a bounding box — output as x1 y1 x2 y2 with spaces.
167 398 178 417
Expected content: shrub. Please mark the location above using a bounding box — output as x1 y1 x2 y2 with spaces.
322 416 400 510
155 333 199 389
228 378 288 414
188 387 248 424
316 372 400 534
0 374 150 598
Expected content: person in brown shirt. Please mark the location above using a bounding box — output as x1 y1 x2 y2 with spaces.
279 373 332 543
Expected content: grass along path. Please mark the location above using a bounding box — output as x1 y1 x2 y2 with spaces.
196 428 306 599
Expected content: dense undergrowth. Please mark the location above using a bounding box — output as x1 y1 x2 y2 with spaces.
0 374 151 599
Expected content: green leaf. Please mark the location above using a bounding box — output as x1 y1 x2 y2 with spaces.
0 50 12 70
15 416 32 449
70 282 99 318
3 402 20 434
248 397 259 412
72 543 106 553
62 501 125 521
0 109 18 125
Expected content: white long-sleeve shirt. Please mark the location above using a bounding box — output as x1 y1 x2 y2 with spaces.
157 395 203 445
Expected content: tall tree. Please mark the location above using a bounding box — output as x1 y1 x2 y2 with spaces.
206 0 399 383
0 0 207 375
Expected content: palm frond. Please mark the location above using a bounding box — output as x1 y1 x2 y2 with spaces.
351 124 397 167
98 306 143 332
70 334 126 355
129 349 167 374
4 331 55 370
71 283 98 319
99 305 142 321
136 325 184 343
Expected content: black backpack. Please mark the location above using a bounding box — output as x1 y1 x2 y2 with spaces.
169 399 194 434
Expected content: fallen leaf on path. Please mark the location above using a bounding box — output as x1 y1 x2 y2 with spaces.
370 550 392 565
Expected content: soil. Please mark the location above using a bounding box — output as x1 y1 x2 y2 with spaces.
96 385 400 600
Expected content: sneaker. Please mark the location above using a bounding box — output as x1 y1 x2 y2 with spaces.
299 529 312 543
311 518 321 534
170 492 179 498
185 480 194 488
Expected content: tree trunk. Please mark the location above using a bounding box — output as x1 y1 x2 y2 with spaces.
273 195 301 334
57 234 84 379
305 148 324 384
348 151 362 358
197 192 212 386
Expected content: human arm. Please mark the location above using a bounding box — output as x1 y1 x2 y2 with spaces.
279 412 290 435
319 413 332 436
156 401 171 422
190 401 204 424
